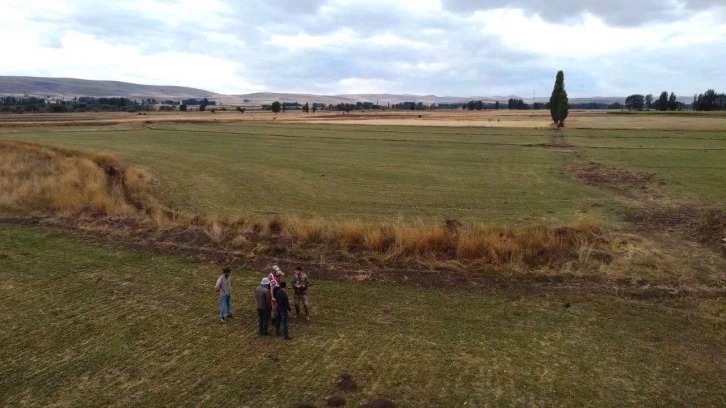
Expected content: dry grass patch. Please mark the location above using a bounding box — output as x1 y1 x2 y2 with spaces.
266 217 610 272
0 140 154 215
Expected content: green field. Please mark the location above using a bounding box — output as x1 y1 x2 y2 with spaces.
2 120 726 406
2 226 725 407
1 123 724 224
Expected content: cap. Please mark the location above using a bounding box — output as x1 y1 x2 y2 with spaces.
261 277 270 285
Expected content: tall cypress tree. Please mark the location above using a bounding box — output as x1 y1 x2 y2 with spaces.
549 71 569 126
557 92 569 126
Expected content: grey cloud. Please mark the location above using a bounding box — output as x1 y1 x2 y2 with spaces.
11 0 726 97
441 0 723 26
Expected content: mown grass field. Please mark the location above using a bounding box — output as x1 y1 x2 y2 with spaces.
1 115 725 407
2 226 725 407
1 121 724 225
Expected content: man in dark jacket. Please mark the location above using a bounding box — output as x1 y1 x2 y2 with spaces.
274 282 292 340
255 278 272 336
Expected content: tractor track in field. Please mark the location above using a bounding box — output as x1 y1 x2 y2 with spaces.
2 215 724 301
556 130 726 281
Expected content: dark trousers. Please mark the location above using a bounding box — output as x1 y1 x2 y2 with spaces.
257 308 271 335
275 309 290 339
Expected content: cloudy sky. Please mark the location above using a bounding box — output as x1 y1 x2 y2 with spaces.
1 0 724 97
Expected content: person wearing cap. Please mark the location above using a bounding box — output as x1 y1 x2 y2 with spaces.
255 277 272 335
291 266 311 322
215 268 232 322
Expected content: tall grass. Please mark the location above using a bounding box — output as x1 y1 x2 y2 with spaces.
275 217 608 270
0 140 612 271
0 140 153 215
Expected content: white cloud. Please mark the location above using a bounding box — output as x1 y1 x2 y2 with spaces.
267 30 428 52
199 32 245 48
0 0 725 97
368 33 430 50
0 29 262 94
115 0 233 28
336 78 394 94
473 8 726 57
267 29 357 51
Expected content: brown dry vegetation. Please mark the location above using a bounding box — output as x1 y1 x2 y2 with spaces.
0 140 155 215
0 140 612 274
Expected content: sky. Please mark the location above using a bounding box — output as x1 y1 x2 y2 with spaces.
0 0 724 98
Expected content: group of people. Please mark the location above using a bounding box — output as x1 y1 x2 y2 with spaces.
215 265 311 341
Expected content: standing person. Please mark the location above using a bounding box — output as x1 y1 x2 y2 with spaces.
255 278 272 336
268 265 284 324
215 268 232 322
291 267 311 322
274 282 292 340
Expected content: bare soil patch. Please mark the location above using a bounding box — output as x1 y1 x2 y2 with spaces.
570 161 664 199
326 395 347 407
337 373 358 391
358 399 397 408
624 207 726 253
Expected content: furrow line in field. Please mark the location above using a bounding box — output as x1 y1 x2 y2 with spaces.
190 123 726 140
147 126 544 147
147 126 726 151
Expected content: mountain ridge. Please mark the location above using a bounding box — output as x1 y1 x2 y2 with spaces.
0 76 625 105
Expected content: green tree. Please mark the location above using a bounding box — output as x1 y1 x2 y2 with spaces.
645 94 653 110
656 91 668 111
179 104 188 112
271 101 281 113
549 70 569 126
625 94 645 111
668 92 677 111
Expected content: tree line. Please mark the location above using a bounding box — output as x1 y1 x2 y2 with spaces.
623 89 726 112
0 96 153 113
693 90 726 111
624 92 683 111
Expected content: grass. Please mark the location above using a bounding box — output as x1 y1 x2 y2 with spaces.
560 129 726 205
0 122 723 226
0 123 617 224
1 225 725 407
0 140 617 274
2 124 725 282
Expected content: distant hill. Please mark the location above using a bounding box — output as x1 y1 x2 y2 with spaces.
0 76 218 100
0 76 624 105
